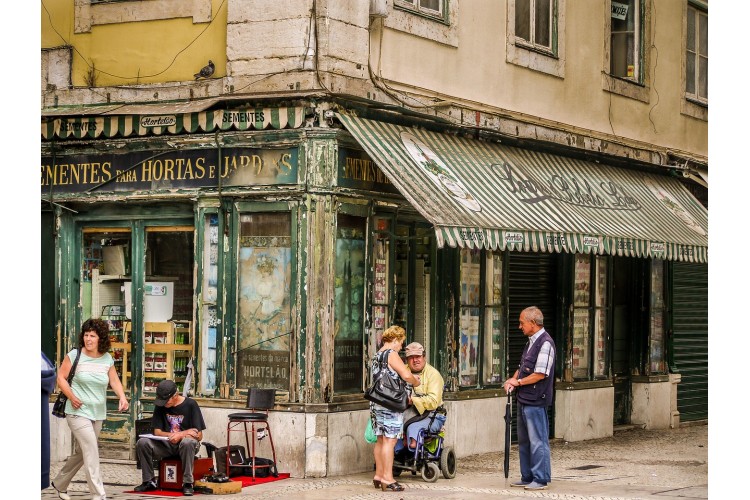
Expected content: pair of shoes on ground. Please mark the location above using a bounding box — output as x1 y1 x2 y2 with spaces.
380 481 404 491
510 479 548 490
51 481 71 500
134 479 158 492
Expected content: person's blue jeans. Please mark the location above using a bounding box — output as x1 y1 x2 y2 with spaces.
517 404 551 484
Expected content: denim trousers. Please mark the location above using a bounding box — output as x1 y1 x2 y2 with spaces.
517 403 551 484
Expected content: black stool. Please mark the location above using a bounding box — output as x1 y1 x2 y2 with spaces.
226 388 277 480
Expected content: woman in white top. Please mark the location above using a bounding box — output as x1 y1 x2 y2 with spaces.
51 318 129 500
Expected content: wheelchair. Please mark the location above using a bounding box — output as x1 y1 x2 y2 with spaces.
392 405 456 482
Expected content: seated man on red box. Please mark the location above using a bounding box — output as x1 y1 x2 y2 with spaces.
134 380 206 496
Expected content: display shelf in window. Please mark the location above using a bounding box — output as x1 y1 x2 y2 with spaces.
117 321 193 388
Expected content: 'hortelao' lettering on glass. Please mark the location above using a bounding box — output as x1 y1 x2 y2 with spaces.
491 162 640 211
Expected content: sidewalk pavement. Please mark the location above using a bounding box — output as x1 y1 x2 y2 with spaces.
41 423 707 499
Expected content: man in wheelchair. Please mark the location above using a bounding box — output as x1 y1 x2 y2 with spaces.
395 342 446 457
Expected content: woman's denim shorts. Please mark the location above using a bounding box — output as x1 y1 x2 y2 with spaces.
371 403 404 439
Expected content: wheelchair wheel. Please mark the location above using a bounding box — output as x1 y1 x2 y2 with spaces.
392 466 402 477
440 446 457 479
421 462 439 483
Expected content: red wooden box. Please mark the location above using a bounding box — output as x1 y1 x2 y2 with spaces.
159 457 214 490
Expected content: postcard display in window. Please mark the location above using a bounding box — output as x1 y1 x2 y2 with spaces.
572 255 591 379
459 250 481 386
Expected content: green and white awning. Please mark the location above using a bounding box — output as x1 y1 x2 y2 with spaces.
41 106 305 140
337 113 708 263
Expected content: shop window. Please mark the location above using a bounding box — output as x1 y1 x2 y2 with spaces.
514 0 553 52
200 214 220 394
648 259 667 374
459 248 505 387
371 218 391 348
609 0 642 82
685 3 708 105
235 213 292 391
334 215 367 393
395 0 447 22
570 254 609 381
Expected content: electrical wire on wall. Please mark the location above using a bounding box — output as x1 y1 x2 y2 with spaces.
647 0 660 134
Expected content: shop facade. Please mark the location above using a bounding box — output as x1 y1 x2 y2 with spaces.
43 101 708 477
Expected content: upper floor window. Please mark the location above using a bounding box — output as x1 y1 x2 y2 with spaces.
515 0 553 53
395 0 448 23
686 4 708 104
610 0 642 82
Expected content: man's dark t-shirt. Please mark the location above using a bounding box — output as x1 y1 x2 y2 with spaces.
152 397 206 434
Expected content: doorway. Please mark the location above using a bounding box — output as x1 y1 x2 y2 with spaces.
78 220 194 459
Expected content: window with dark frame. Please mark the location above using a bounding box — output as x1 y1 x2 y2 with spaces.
610 0 642 81
395 0 447 22
514 0 553 52
458 248 505 387
333 215 367 393
686 4 708 104
648 259 667 374
570 254 609 381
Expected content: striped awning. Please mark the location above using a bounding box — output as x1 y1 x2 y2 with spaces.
41 106 306 140
337 113 708 263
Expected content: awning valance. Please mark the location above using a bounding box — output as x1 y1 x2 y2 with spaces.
41 106 306 140
337 113 708 263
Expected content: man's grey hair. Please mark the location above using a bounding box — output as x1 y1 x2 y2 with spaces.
521 306 544 326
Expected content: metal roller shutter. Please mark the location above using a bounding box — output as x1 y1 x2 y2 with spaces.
672 262 708 421
508 252 559 439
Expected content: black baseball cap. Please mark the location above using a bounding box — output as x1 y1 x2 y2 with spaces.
154 380 178 406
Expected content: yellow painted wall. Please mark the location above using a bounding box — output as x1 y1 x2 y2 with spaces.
378 0 707 158
41 0 227 87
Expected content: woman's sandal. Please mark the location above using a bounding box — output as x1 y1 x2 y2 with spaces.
380 481 405 492
372 479 382 488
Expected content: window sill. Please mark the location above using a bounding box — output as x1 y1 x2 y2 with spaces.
601 73 649 103
555 379 613 391
681 97 708 121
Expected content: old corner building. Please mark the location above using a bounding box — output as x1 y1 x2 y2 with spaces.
41 0 708 477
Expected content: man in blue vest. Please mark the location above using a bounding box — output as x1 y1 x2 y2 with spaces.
503 306 556 491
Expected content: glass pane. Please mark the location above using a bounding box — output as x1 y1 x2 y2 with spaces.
649 261 665 373
572 308 590 379
483 308 504 385
515 0 531 42
420 0 441 13
574 255 591 306
699 56 708 99
413 227 432 354
593 308 607 377
610 33 628 77
686 8 695 50
686 53 696 95
610 0 637 78
485 252 503 306
236 213 292 390
595 256 607 307
394 225 410 327
372 221 390 348
460 248 481 306
459 307 480 386
334 215 366 393
698 12 707 56
534 0 551 47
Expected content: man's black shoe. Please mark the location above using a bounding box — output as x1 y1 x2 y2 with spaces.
134 480 157 492
182 483 194 496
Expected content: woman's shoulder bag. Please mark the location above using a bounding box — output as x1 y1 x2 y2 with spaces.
363 349 410 412
52 349 82 419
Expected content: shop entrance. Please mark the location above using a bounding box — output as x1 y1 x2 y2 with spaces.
612 258 636 425
78 220 194 459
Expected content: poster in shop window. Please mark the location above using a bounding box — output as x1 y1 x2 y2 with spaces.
236 244 291 389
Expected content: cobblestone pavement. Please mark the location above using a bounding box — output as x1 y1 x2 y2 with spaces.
41 423 707 500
